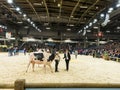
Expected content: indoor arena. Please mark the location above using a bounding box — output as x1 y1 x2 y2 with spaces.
0 52 120 84
0 0 120 90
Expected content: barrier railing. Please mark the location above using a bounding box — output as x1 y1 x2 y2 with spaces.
0 83 14 89
1 79 120 90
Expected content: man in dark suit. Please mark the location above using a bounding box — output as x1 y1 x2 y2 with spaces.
63 49 71 71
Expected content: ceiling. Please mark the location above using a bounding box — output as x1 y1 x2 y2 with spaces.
0 0 119 41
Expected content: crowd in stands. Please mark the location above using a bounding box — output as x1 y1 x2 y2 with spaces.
3 40 120 61
80 41 120 60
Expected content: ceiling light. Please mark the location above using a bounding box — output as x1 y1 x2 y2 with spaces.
108 10 112 13
96 6 99 9
58 3 61 7
30 21 33 24
100 13 105 18
116 4 120 7
33 24 35 27
80 6 88 8
78 30 82 33
38 29 41 32
86 25 88 28
7 0 13 4
83 30 86 36
108 7 114 13
54 0 56 2
117 26 120 29
27 18 30 22
17 21 23 24
24 26 29 29
87 30 91 32
23 14 26 17
16 7 20 11
93 19 97 23
46 27 50 30
33 3 42 6
99 41 107 44
69 24 74 26
93 26 98 29
109 7 113 11
67 28 71 31
89 22 92 26
36 27 38 29
106 31 110 33
84 27 86 30
44 22 49 26
19 11 22 14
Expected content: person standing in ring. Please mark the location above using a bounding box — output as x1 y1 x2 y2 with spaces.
63 49 71 71
54 52 60 72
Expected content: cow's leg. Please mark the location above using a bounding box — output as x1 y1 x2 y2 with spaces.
38 64 40 67
44 64 47 73
48 63 53 73
26 61 31 72
32 61 35 72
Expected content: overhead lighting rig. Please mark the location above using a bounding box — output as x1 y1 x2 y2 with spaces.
7 0 41 32
78 0 120 35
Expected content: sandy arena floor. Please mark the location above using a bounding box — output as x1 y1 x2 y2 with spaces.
0 52 120 87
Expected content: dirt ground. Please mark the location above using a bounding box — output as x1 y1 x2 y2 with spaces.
0 52 120 89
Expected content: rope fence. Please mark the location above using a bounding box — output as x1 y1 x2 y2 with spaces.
0 79 120 90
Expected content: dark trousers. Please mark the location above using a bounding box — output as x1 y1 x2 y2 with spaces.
24 51 26 55
55 60 59 72
65 59 70 71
